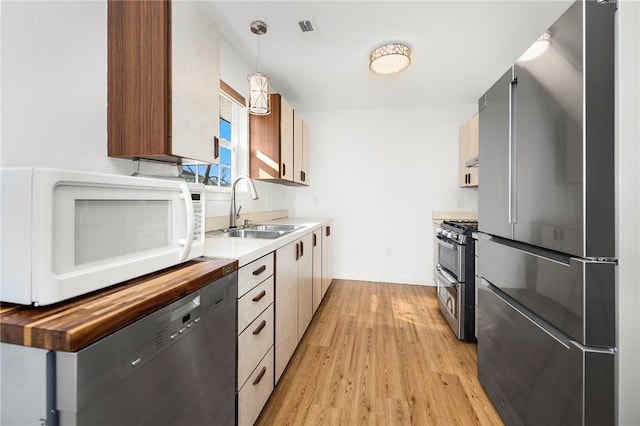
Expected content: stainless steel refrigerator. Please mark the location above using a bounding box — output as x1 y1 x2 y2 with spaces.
476 1 616 425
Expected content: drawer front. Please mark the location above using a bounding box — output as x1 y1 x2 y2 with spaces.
238 304 274 389
477 279 614 426
237 276 274 334
237 347 274 426
238 253 274 297
478 237 615 347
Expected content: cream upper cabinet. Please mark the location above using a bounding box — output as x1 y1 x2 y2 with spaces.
459 113 479 187
293 111 310 185
108 1 220 164
171 1 220 162
250 94 309 186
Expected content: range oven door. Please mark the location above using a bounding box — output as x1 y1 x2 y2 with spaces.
436 264 464 339
436 236 465 282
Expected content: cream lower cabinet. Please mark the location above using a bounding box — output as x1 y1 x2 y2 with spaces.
321 225 333 298
236 253 275 426
275 233 313 383
312 230 322 314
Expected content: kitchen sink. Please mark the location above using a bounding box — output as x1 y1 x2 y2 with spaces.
247 224 302 233
206 224 304 240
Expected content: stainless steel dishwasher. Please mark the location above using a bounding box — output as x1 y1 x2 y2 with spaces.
54 271 237 426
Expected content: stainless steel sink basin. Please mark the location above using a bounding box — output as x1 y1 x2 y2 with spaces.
207 224 303 240
248 224 302 233
212 229 285 239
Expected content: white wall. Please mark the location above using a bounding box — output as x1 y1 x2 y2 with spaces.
616 1 640 424
0 1 294 220
295 105 478 286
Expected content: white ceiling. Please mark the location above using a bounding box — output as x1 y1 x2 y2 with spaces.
205 1 574 113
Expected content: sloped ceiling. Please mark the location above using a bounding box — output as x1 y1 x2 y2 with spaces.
205 1 574 113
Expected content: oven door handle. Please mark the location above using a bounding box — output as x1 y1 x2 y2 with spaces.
436 264 459 288
436 237 457 251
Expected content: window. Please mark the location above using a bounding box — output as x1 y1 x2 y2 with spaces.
182 85 248 189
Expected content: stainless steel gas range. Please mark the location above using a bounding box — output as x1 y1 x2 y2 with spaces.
435 220 478 342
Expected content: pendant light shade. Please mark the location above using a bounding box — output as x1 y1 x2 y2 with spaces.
369 43 411 75
247 20 271 115
248 72 271 115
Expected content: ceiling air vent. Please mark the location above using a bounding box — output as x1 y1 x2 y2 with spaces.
298 20 314 32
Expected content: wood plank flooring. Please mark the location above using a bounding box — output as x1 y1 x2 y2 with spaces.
256 279 504 426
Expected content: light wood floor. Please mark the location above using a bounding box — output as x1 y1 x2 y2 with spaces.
256 279 504 426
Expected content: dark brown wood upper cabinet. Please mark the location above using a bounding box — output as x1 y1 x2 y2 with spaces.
250 93 310 186
107 0 220 164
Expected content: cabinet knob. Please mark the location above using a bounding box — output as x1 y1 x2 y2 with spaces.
326 226 331 237
282 163 286 177
214 136 220 159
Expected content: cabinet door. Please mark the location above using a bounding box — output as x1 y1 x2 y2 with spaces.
312 231 322 314
468 113 479 159
293 113 310 185
301 120 310 185
250 94 282 180
458 121 470 187
459 114 479 187
171 1 220 163
297 233 313 340
478 69 512 239
293 110 304 184
280 97 294 182
467 113 479 186
107 1 171 160
275 240 299 383
321 225 332 298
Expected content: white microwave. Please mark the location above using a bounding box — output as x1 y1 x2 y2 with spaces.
1 168 205 306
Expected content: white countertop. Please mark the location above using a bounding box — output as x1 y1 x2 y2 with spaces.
204 217 333 267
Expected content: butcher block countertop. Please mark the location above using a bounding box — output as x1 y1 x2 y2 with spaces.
0 257 237 353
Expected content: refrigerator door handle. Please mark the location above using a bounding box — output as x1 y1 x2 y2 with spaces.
508 71 518 225
569 340 616 354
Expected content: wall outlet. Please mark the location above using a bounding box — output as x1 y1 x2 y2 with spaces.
457 198 464 208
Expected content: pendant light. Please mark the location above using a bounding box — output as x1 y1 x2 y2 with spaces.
247 20 271 115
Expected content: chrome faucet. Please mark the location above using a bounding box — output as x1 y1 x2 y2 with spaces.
229 175 259 228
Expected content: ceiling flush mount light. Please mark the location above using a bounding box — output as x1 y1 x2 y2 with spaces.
369 43 411 75
518 31 551 62
247 20 271 115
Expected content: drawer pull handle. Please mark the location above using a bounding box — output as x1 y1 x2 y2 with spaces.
252 290 267 302
253 265 267 276
253 320 267 335
253 366 267 385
